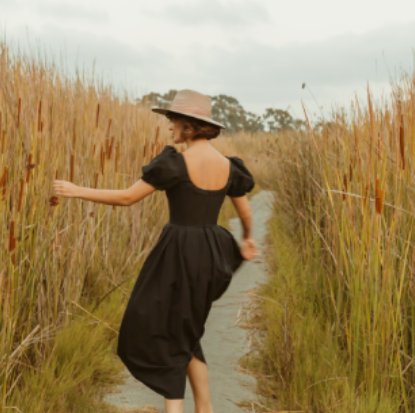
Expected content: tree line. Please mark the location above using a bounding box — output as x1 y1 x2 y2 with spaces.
137 90 306 133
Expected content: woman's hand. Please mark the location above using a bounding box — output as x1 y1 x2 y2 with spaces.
53 180 80 199
240 238 261 261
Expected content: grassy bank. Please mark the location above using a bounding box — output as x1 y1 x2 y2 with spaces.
243 76 415 412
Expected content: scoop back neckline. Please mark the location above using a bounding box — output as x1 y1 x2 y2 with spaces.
166 145 232 193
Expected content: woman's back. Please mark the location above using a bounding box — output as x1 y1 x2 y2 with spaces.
180 147 231 192
139 145 254 227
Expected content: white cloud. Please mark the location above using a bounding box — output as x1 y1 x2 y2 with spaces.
143 0 270 27
33 2 110 24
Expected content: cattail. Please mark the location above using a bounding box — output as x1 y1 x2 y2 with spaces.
94 172 98 189
9 220 14 251
49 196 59 207
38 100 42 132
100 146 104 174
105 138 110 159
109 136 115 159
92 143 96 157
70 153 74 182
1 166 6 199
375 178 380 213
95 103 100 128
55 170 59 179
399 114 405 169
0 111 2 137
1 130 4 154
18 178 24 212
41 121 43 133
72 118 76 148
349 161 353 182
106 119 112 138
17 97 21 127
343 174 347 201
115 143 119 173
143 142 146 158
26 153 33 183
155 126 160 142
364 183 369 208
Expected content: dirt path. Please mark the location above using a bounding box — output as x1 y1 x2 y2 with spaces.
104 189 275 413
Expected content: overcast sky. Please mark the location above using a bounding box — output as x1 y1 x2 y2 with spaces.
1 0 415 120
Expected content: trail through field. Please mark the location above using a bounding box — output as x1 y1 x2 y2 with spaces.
104 189 275 413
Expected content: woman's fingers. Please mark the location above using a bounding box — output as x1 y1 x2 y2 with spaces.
240 238 261 261
52 180 78 198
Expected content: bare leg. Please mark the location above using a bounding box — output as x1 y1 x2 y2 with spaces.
187 355 214 413
164 398 184 413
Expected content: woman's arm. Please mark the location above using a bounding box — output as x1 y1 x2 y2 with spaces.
230 195 260 260
53 179 156 206
230 195 253 238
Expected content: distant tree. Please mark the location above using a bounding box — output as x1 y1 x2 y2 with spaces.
136 90 306 134
137 89 178 108
209 94 264 133
262 108 306 132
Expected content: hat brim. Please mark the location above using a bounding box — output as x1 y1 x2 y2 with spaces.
152 107 226 129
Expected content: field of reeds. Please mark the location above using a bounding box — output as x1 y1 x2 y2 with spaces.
0 40 268 413
242 77 415 412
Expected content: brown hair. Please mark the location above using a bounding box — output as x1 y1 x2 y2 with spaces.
166 112 221 141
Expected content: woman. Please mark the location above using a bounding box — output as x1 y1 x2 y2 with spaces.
53 89 260 413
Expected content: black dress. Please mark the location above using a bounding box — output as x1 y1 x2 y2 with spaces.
117 145 255 400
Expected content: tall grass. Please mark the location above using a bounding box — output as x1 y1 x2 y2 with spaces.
0 39 265 412
243 76 415 412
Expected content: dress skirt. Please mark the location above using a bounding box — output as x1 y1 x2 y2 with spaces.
116 222 245 399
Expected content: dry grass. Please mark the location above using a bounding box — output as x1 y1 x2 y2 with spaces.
241 76 415 412
0 39 268 412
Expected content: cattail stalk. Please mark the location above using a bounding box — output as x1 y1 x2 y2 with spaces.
18 178 24 212
94 172 99 189
379 189 385 214
10 220 16 265
17 97 21 127
106 119 112 138
95 103 100 128
70 154 74 182
26 153 32 183
109 135 115 159
100 146 104 175
115 143 119 173
375 178 380 213
38 100 42 132
343 174 347 201
1 166 6 199
72 118 76 149
400 114 405 170
363 183 369 208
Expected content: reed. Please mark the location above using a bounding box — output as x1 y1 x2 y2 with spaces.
243 73 415 412
0 38 263 412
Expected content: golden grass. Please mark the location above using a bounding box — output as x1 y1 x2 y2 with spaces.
241 76 415 412
0 39 267 412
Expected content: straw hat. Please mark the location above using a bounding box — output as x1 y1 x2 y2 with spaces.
152 89 226 129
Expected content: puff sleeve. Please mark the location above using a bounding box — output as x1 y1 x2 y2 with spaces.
140 145 182 191
227 156 255 197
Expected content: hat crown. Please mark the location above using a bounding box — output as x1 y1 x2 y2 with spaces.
169 90 212 118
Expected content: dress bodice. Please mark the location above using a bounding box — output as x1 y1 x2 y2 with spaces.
139 145 255 227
